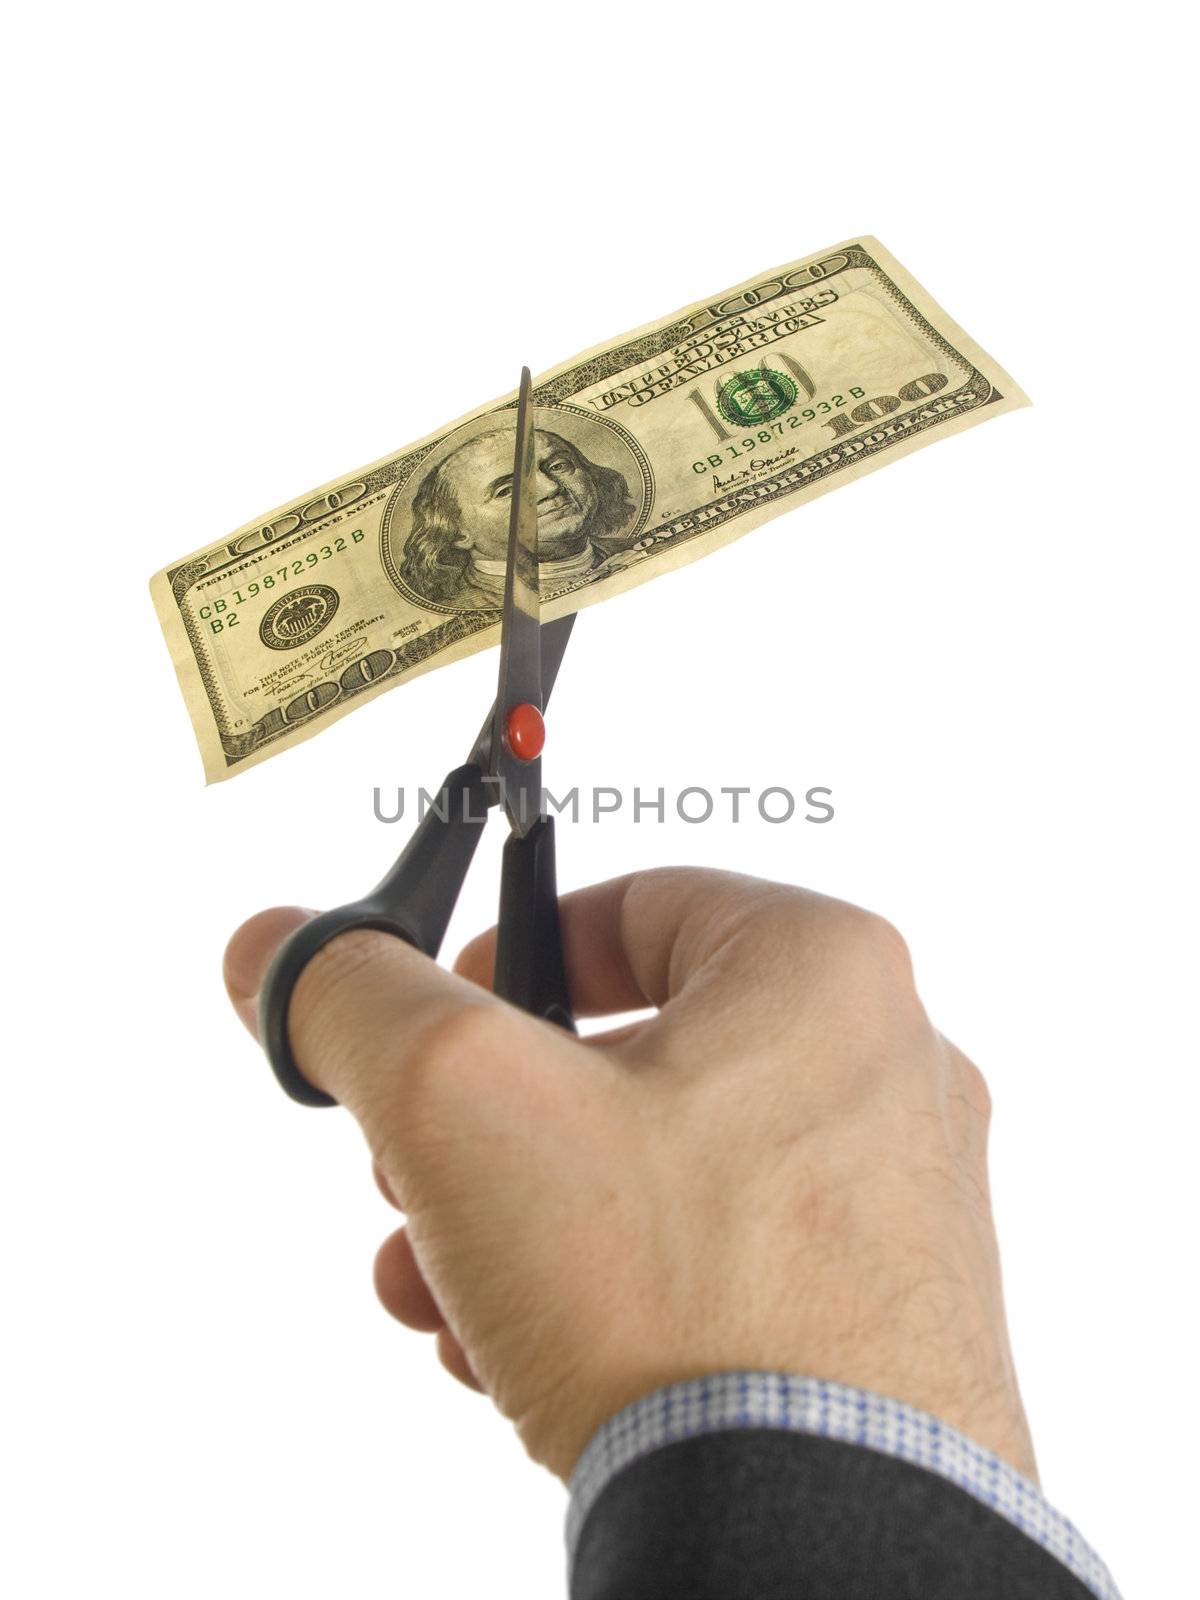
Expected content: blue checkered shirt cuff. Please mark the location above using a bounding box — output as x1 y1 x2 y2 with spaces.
566 1372 1122 1600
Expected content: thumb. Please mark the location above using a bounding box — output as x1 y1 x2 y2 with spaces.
225 912 580 1205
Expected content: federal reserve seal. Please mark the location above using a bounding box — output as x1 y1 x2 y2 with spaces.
259 584 340 650
716 368 799 428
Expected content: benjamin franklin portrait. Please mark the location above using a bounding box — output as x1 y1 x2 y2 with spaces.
383 419 645 611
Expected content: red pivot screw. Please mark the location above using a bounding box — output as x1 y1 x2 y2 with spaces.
505 701 545 762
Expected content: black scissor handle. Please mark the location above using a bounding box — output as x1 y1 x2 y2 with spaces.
495 814 576 1033
259 763 491 1106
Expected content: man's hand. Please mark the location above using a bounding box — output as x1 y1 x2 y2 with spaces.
224 869 1036 1486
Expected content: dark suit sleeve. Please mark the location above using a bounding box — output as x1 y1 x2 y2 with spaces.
566 1377 1119 1600
570 1428 1099 1599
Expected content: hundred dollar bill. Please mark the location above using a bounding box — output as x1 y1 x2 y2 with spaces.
151 236 1028 781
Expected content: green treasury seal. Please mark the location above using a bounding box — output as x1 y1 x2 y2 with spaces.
716 368 799 427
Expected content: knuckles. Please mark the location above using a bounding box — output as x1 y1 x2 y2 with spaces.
835 906 918 989
627 870 928 1041
750 890 920 1004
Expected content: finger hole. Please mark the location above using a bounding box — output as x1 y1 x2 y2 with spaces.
223 906 315 1035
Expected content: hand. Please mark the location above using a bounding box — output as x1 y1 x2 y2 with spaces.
224 869 1037 1486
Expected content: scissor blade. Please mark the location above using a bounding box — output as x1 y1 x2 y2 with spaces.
468 613 575 779
490 368 543 834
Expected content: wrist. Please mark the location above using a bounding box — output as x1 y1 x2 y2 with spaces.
518 1323 1036 1487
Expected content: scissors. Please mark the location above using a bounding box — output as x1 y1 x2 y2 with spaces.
260 368 575 1107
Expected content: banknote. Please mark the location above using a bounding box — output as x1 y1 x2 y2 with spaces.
150 236 1028 781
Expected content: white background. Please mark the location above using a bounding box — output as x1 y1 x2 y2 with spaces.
3 4 1194 1595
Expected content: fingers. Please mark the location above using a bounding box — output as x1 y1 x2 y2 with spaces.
374 1227 485 1395
454 867 799 1018
436 1327 485 1393
374 1226 443 1331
